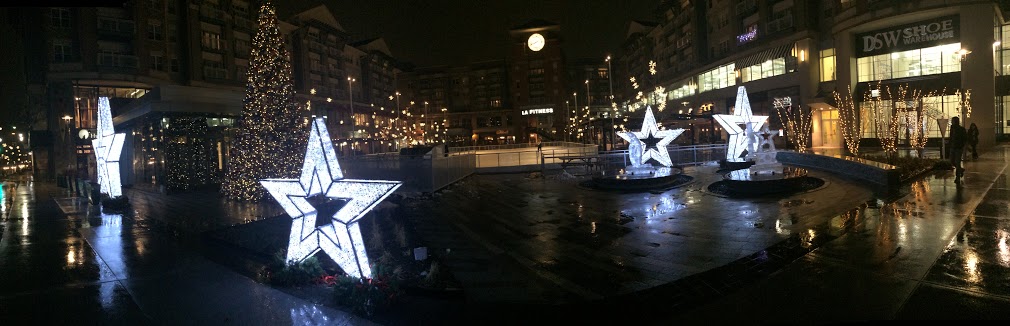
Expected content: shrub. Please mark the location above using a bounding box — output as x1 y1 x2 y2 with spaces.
267 251 325 287
332 274 400 317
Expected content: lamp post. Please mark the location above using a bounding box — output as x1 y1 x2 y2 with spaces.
441 107 448 145
423 101 429 144
585 79 591 144
394 91 401 148
938 117 949 159
564 100 570 142
347 76 356 145
572 92 578 143
606 55 614 150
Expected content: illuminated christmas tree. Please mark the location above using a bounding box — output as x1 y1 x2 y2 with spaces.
221 1 306 201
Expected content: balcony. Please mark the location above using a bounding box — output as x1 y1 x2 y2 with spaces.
200 6 230 24
735 0 758 17
766 15 794 34
308 40 325 53
203 67 228 80
97 17 135 37
234 16 253 31
96 53 138 70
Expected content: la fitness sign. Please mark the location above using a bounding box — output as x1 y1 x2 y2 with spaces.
521 107 553 115
856 15 959 57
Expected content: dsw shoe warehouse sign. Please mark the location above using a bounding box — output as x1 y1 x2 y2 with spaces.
856 15 959 57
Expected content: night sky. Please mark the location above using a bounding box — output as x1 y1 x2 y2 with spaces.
278 0 660 68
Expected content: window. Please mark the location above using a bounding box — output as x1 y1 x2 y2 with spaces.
820 48 836 82
170 57 179 72
150 52 165 71
50 8 70 28
203 60 226 79
167 24 177 42
236 65 247 81
857 43 961 82
235 39 249 56
597 68 609 79
740 57 786 83
202 31 221 50
148 21 163 41
698 63 735 92
52 39 73 62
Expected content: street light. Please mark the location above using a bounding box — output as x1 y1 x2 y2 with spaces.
347 76 356 143
585 80 590 144
394 91 401 148
606 55 615 150
572 92 578 143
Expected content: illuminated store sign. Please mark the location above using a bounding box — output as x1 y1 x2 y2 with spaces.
856 15 959 57
521 108 553 115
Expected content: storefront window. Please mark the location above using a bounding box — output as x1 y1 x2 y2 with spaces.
859 99 891 138
740 57 786 83
668 77 696 100
698 63 735 92
820 48 835 82
857 43 961 82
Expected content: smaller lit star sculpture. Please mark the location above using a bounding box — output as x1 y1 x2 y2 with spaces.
91 97 126 198
261 118 401 279
714 86 768 162
618 106 684 167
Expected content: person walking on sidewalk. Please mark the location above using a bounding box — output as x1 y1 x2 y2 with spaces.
968 122 979 160
949 116 967 184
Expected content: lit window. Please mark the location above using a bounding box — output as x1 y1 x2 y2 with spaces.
819 48 835 82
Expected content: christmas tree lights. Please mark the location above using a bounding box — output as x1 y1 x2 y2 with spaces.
773 97 812 152
833 86 861 156
221 1 307 202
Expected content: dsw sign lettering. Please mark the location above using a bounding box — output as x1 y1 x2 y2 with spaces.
856 16 958 57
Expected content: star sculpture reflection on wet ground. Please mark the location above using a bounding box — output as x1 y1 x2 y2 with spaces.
713 86 768 162
261 118 401 279
92 97 126 198
618 106 684 167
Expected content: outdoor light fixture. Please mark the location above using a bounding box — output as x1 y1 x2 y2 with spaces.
92 97 126 198
618 106 684 167
713 87 768 161
261 118 401 279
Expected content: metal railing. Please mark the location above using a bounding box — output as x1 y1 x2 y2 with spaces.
449 141 586 153
595 143 728 171
470 143 598 168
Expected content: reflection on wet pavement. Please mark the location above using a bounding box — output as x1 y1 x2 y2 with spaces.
405 163 875 303
0 179 372 325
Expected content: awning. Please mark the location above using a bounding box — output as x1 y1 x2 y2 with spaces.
735 43 793 69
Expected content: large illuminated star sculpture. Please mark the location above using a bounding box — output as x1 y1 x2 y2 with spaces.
261 118 401 279
91 97 126 198
713 86 768 161
618 106 684 167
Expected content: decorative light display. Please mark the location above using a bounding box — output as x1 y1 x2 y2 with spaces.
773 96 812 152
617 106 684 167
261 118 402 279
91 97 125 198
222 1 306 201
714 87 768 161
833 86 861 156
165 117 214 191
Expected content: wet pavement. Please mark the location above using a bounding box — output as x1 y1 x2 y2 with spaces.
2 146 1010 324
0 178 372 325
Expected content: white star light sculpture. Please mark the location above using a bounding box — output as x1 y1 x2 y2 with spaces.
261 118 401 279
91 97 126 198
618 106 684 167
713 86 768 161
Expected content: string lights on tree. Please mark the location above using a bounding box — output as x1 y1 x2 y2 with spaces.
773 96 812 153
221 1 306 202
833 86 861 156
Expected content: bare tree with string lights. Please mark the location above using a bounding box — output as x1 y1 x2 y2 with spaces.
773 97 812 152
833 85 861 156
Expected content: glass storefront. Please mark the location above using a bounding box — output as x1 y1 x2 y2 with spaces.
698 63 735 93
857 43 962 82
740 57 786 83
